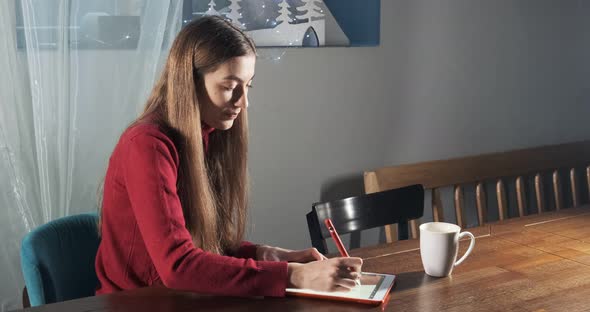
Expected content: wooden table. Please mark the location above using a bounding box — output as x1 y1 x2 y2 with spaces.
18 207 590 312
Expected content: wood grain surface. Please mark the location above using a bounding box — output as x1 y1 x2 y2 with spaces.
18 207 590 312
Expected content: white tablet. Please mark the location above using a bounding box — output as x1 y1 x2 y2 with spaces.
286 272 396 305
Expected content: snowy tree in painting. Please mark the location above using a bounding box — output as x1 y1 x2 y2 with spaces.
299 0 313 23
215 0 232 19
191 0 327 47
204 0 220 16
277 0 290 25
227 0 242 25
238 0 282 31
310 0 326 21
286 0 309 24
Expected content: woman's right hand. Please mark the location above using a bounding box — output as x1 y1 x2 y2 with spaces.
287 257 363 292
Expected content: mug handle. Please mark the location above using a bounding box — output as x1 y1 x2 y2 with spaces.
454 231 475 266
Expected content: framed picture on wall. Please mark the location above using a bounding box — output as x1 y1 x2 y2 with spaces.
184 0 341 47
15 0 379 49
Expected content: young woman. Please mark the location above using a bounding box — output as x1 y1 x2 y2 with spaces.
95 16 362 298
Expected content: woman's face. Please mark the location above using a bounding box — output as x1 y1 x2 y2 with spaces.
198 54 256 130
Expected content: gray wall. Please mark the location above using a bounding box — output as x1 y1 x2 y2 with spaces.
2 2 589 308
245 0 590 250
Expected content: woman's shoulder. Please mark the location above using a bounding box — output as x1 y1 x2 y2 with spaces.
119 120 179 157
124 121 165 140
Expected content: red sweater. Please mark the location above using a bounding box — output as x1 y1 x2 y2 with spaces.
95 121 288 297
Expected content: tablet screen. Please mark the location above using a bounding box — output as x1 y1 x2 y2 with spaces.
286 272 395 301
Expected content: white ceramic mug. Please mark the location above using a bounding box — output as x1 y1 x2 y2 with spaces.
419 222 475 277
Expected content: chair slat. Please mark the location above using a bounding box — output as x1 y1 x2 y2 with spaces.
364 171 379 194
385 224 398 243
570 168 578 208
454 185 466 228
432 188 444 222
535 174 544 214
516 176 526 217
476 183 487 225
553 171 562 211
409 219 420 239
496 180 508 220
364 171 398 243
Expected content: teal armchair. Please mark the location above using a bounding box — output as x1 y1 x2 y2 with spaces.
20 213 100 307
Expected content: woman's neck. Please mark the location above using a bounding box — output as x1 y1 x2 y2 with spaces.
201 122 215 152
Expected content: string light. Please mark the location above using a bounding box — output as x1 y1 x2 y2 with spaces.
257 49 285 62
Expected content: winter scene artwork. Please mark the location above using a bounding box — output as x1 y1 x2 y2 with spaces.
186 0 344 47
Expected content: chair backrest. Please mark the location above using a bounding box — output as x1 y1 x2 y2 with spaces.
364 140 590 242
20 213 100 307
307 184 424 254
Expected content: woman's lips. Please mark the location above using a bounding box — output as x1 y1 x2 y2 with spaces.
223 111 239 119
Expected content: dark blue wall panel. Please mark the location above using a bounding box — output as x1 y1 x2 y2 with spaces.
324 0 380 46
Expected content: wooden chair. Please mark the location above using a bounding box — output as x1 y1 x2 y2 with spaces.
307 184 424 254
364 140 590 242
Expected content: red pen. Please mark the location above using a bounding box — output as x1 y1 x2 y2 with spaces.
324 218 361 286
324 218 350 257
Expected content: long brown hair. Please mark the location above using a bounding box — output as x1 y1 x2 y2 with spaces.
101 16 256 255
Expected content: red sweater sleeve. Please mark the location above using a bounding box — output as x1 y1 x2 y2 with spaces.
123 133 288 297
233 241 259 259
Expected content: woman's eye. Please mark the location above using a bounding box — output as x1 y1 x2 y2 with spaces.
222 86 234 92
247 84 253 89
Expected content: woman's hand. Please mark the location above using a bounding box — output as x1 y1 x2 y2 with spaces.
257 245 327 263
287 257 363 292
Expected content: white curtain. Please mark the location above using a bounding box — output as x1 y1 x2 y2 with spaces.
0 0 183 310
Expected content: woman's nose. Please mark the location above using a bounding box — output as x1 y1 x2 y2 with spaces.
233 86 249 108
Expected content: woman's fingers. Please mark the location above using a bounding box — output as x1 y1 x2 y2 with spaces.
290 248 326 263
289 257 363 292
309 247 328 260
338 257 363 273
336 267 361 284
309 248 327 261
346 271 361 280
335 277 358 290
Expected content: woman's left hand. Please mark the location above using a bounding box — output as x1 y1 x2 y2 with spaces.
257 245 328 263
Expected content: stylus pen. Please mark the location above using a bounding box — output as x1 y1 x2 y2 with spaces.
324 218 361 286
